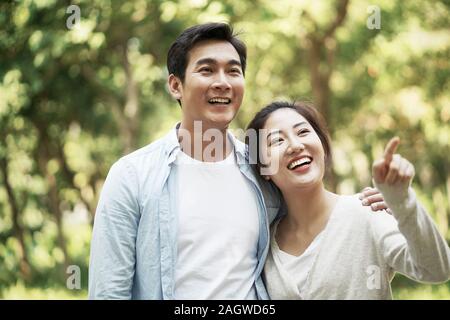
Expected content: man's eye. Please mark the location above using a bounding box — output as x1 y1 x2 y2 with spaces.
199 67 212 72
230 68 241 74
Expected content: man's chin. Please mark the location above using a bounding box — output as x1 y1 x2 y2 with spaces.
204 114 237 128
204 120 232 130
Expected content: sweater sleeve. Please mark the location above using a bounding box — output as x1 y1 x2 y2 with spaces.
371 182 450 283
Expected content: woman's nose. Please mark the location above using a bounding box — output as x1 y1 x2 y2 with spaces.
287 138 305 154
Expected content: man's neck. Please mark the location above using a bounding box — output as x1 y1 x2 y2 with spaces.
178 121 233 162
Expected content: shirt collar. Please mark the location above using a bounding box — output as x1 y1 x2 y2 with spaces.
163 123 248 165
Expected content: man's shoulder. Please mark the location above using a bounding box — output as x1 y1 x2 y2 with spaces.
124 137 165 160
228 132 247 156
113 134 171 172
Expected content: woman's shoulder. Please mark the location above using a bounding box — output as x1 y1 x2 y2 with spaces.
335 194 372 215
334 193 397 231
332 194 387 224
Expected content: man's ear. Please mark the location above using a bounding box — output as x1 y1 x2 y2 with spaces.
168 74 182 100
263 175 271 181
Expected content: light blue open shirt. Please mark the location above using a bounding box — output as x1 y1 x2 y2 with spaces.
88 124 281 299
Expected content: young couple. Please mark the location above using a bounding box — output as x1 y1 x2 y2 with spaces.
88 23 450 300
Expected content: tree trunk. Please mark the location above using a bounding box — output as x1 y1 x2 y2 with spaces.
35 126 70 274
301 0 350 192
0 155 32 281
55 143 96 223
307 38 332 130
110 44 140 155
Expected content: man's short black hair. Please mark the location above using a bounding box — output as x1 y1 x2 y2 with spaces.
167 22 247 82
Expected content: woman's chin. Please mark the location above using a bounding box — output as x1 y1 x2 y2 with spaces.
275 175 322 192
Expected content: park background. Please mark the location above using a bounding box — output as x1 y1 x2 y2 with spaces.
1 0 449 299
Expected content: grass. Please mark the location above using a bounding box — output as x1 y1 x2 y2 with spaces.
2 282 449 300
1 282 87 300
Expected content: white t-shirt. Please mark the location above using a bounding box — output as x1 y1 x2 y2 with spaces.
272 220 324 297
173 148 260 299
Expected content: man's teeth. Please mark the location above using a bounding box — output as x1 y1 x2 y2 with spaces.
288 158 312 170
209 98 231 104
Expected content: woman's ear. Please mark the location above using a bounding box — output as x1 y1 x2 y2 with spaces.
168 74 182 100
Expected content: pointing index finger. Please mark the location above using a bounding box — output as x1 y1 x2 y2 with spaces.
383 137 400 164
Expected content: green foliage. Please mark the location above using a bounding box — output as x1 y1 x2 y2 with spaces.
1 0 449 299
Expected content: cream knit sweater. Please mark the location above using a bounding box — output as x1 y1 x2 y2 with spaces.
263 184 450 299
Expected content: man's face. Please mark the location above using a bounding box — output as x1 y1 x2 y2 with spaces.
174 40 245 130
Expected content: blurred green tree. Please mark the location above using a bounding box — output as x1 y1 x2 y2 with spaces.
0 0 448 298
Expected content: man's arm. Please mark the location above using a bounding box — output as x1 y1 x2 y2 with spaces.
88 158 140 299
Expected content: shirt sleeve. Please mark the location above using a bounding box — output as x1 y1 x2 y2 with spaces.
88 158 141 299
370 182 450 283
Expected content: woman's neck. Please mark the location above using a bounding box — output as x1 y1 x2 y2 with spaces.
280 183 338 234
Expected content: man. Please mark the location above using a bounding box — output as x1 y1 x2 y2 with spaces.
88 22 385 299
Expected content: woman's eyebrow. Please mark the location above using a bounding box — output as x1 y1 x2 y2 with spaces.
266 130 281 141
293 121 308 129
266 121 308 141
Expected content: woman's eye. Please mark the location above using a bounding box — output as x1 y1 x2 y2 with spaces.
270 138 283 146
297 129 309 136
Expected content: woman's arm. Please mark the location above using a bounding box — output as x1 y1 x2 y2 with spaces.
371 137 450 283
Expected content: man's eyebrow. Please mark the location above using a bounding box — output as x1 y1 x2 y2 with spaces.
228 59 242 67
195 58 216 66
195 58 242 67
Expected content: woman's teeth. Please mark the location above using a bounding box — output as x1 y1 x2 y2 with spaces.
288 158 312 170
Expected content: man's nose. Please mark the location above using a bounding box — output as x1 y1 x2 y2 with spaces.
212 71 231 91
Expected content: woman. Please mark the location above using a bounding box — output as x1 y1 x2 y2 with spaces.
246 101 450 299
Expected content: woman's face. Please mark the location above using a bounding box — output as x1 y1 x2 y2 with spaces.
261 108 326 192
